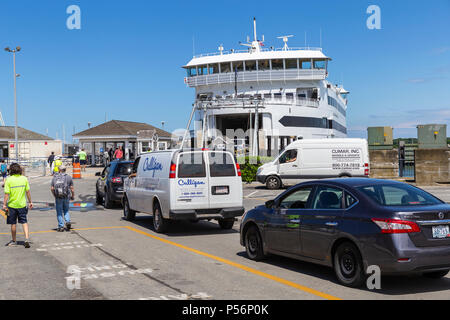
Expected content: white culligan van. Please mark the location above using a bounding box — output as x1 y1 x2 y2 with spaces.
123 149 244 233
256 139 370 189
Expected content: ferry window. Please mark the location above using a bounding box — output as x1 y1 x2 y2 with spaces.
285 59 298 69
233 61 244 72
258 60 269 71
209 64 219 74
274 93 282 99
220 62 231 73
271 59 283 70
264 93 272 99
313 60 326 69
300 60 311 69
286 93 294 99
245 60 257 71
197 65 208 75
188 67 197 77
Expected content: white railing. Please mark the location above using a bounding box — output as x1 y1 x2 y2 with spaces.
192 47 323 59
186 69 327 87
196 97 319 109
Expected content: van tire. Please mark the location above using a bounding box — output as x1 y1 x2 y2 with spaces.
218 218 234 230
123 197 136 221
153 202 168 233
266 176 281 190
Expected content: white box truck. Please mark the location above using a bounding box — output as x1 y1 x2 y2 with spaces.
256 139 370 189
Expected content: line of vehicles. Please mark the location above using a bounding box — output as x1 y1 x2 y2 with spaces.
94 139 450 288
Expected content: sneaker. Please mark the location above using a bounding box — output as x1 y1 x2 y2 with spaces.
65 222 72 231
5 240 17 247
57 227 65 232
24 240 30 248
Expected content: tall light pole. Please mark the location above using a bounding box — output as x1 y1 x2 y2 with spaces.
5 46 21 161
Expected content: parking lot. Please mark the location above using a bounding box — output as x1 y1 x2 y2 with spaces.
1 169 450 300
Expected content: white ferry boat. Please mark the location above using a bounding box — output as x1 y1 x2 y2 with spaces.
183 19 349 156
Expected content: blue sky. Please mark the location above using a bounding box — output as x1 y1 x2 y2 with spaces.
0 0 449 141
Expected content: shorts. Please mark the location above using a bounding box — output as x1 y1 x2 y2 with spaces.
1 172 6 178
80 160 87 165
6 207 28 225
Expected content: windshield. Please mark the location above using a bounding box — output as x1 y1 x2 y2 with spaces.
357 184 443 207
116 163 133 176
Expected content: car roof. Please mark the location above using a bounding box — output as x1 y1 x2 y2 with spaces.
299 178 407 189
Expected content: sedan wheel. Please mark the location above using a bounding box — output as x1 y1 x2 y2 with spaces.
104 189 113 209
245 226 265 261
334 242 365 288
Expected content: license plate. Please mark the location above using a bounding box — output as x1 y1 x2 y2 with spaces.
432 225 450 239
213 186 229 195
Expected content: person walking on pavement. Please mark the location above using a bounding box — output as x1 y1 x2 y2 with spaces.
51 165 75 232
52 156 63 175
103 149 110 166
47 152 55 175
1 160 8 186
108 148 114 162
77 149 88 172
3 163 33 248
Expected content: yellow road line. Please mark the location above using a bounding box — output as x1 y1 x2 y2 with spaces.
125 226 341 301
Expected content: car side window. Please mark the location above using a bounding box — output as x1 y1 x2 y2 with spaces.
279 186 313 209
132 157 140 175
312 186 343 210
279 149 298 165
345 192 358 209
102 165 110 177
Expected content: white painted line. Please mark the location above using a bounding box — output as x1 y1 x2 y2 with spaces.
245 191 258 198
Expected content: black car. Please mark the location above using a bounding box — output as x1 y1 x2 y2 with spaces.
240 178 450 287
95 160 134 208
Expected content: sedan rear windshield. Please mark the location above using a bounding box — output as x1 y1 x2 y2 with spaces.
357 184 443 207
115 163 133 176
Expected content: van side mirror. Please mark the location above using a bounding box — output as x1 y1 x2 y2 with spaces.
265 200 275 209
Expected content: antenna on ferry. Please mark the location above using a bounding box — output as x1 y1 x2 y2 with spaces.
253 17 257 42
277 35 293 51
218 44 224 55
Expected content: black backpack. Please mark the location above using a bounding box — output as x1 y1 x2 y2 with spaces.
53 174 70 198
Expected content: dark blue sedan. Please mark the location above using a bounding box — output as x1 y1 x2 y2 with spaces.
240 178 450 287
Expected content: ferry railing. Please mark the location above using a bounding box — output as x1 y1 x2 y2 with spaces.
192 47 323 59
196 97 319 109
186 69 326 87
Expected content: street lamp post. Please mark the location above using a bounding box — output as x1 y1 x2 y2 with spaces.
5 46 21 161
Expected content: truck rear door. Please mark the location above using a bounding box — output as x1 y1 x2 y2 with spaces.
171 151 209 210
207 151 243 209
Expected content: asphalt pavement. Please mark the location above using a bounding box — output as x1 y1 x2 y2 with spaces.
0 168 449 300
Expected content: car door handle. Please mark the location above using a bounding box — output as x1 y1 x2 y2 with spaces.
325 222 338 227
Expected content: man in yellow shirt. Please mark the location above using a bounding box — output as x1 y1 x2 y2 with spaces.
2 163 33 248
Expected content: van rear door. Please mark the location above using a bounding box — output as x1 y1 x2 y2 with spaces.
172 151 209 210
207 151 243 209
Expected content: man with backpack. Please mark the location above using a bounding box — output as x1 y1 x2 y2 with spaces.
51 165 75 232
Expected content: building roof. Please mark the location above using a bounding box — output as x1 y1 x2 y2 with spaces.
0 126 54 141
73 120 171 138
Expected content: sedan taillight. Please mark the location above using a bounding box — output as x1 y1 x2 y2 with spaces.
372 218 420 234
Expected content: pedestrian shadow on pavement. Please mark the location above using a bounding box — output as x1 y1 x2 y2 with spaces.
235 251 450 295
127 216 239 237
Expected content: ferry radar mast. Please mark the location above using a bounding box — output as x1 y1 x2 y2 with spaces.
239 17 264 53
277 35 293 51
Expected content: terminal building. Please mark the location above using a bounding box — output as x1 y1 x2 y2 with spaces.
73 120 173 163
183 19 349 156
